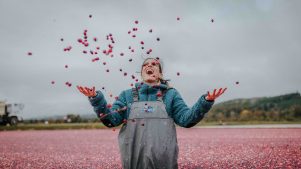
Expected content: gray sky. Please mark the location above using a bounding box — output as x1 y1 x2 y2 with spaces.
0 0 300 119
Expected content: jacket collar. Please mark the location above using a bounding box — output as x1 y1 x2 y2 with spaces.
134 82 168 93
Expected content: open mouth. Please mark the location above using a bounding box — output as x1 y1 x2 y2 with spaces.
146 69 154 75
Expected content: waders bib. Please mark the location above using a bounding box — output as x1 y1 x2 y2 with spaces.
118 87 179 169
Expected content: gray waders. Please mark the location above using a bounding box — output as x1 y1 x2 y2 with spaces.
118 87 179 169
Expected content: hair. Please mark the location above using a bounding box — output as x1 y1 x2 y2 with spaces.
141 57 170 86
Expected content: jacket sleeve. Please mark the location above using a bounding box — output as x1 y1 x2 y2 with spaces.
88 90 127 128
170 89 214 128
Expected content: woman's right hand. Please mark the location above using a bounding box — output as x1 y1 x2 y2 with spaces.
77 85 96 97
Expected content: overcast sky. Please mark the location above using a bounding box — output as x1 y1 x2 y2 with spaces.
0 0 300 119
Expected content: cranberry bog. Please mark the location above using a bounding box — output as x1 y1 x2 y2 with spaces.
0 127 300 169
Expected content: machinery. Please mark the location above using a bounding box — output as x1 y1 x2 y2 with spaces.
0 101 24 126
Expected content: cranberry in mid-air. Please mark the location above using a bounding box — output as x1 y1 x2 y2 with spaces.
65 65 68 68
177 72 180 76
120 53 124 56
135 20 138 24
236 81 239 85
129 58 133 62
140 41 144 45
51 81 55 84
60 38 64 41
27 52 32 56
124 72 127 76
119 68 122 72
177 17 180 20
89 14 92 18
156 38 160 41
106 69 109 72
149 29 152 33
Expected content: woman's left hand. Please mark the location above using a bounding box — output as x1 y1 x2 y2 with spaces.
205 88 227 101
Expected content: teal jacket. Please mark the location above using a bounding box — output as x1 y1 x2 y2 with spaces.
89 82 214 128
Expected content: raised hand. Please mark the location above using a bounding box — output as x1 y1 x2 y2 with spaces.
205 87 227 101
77 85 96 97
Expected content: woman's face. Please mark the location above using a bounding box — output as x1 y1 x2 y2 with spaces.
141 59 162 84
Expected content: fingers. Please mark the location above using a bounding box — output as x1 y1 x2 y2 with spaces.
77 85 96 97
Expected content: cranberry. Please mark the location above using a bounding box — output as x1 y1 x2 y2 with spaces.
135 20 138 24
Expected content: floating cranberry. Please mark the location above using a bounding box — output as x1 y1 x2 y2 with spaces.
93 37 97 42
102 87 105 90
131 75 135 79
65 65 68 68
128 46 131 49
120 53 124 56
96 46 100 50
177 17 180 20
103 62 106 65
149 29 152 33
124 72 127 76
236 81 239 85
27 52 32 56
130 83 133 87
135 20 138 24
141 47 144 50
131 49 134 53
129 58 133 62
110 94 113 97
156 38 160 41
51 81 55 84
177 72 180 76
83 50 87 54
128 31 131 34
115 96 119 100
106 69 109 72
132 35 136 38
141 124 144 126
119 68 122 72
140 41 144 45
78 38 83 43
211 18 214 23
60 38 64 41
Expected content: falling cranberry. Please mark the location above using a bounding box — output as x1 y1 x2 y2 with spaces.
177 17 180 20
129 58 133 62
132 35 136 38
149 29 152 33
156 57 160 60
141 47 144 50
65 65 68 68
110 94 113 97
96 46 100 50
60 38 64 41
140 41 144 45
93 37 97 42
130 83 133 87
27 52 32 56
51 81 55 84
211 18 214 23
128 31 131 34
177 72 180 76
120 53 124 56
102 87 105 90
135 20 138 24
131 49 134 53
68 83 72 87
156 38 160 41
141 124 145 126
78 38 83 43
103 62 106 65
115 96 119 100
119 68 122 72
128 46 131 49
236 81 239 85
106 69 109 72
83 50 87 54
89 14 92 18
131 75 135 79
124 72 127 76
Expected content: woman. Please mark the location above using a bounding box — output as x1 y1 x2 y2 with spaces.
77 58 226 169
